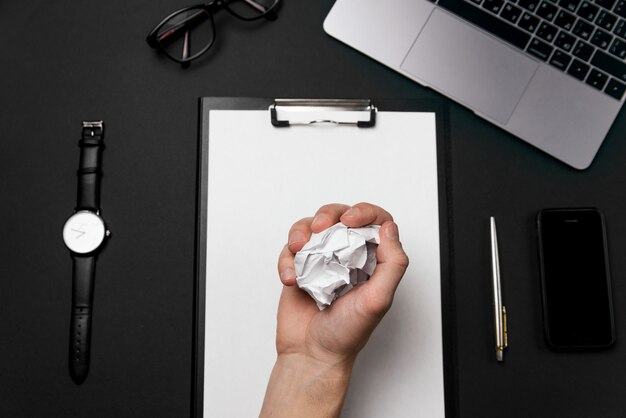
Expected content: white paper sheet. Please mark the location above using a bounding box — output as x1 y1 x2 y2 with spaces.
204 109 444 417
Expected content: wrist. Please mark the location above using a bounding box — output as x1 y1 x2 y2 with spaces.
260 353 354 418
277 352 355 381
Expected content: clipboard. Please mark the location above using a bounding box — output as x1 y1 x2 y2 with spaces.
193 98 456 417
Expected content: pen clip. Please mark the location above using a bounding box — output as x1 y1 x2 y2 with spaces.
501 305 508 350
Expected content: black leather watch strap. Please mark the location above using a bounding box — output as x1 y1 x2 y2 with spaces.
76 122 104 211
69 255 96 384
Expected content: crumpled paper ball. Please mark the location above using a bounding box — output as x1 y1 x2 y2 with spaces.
294 222 380 310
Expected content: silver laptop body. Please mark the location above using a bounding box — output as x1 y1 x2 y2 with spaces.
324 0 626 169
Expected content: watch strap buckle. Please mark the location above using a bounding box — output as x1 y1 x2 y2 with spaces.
81 121 104 138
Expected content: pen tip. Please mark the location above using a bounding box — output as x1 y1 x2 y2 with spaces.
496 350 503 362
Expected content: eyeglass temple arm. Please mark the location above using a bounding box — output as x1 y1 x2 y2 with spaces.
182 31 190 61
244 0 269 13
157 10 208 44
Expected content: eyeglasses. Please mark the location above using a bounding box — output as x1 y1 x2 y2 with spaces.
147 0 281 68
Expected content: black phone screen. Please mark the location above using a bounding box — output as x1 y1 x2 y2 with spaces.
538 208 614 348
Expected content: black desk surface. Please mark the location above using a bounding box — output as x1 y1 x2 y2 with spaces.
2 1 626 417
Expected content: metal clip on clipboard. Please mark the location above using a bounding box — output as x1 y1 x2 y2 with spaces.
270 99 377 127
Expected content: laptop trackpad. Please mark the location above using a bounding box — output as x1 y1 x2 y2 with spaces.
401 9 538 124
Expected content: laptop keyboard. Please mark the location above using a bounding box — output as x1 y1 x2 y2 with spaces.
436 0 626 100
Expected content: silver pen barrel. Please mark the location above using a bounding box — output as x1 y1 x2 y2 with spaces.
490 217 506 362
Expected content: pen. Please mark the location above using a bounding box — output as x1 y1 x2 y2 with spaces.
490 217 508 362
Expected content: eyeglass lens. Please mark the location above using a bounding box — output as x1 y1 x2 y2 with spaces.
154 0 279 63
157 8 214 62
224 0 279 20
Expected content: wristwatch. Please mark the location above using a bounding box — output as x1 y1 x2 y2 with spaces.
62 121 110 384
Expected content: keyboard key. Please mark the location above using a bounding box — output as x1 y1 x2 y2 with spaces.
596 10 617 31
527 37 555 59
615 19 626 38
591 49 626 81
519 0 541 11
438 0 532 49
573 19 595 39
573 39 595 60
609 37 626 58
537 1 558 20
469 0 484 4
555 31 577 50
586 68 609 89
501 3 523 22
604 78 626 99
483 0 506 13
559 0 581 12
519 11 541 31
594 0 616 10
577 1 600 21
615 1 626 19
554 9 577 30
537 21 559 41
568 58 591 79
591 28 614 48
550 49 573 69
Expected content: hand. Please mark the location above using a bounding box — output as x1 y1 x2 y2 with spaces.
276 202 409 365
259 203 409 418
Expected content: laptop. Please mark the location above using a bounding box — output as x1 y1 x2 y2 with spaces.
324 0 626 169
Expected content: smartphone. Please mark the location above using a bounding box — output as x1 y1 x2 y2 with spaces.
537 208 615 349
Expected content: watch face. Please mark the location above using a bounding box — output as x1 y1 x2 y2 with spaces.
63 211 106 254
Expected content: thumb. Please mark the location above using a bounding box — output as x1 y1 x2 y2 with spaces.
362 221 409 315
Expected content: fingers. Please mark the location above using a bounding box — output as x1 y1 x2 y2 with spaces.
280 217 314 287
310 202 393 232
361 221 409 316
292 203 392 244
339 202 393 228
287 217 314 253
278 244 297 286
280 203 397 289
310 203 351 232
281 207 346 287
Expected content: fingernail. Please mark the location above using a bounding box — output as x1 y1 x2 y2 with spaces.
281 268 296 283
385 222 399 240
289 230 304 247
343 207 360 218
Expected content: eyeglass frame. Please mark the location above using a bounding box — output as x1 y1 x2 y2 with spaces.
146 0 280 67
